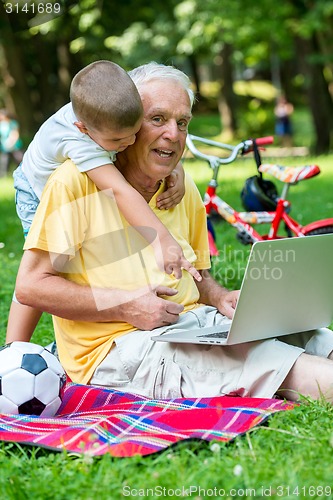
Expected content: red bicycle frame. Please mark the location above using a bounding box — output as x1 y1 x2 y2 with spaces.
186 134 333 256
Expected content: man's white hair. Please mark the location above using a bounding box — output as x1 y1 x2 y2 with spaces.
128 62 195 108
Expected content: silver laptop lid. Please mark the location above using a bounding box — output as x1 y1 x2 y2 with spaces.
226 234 333 344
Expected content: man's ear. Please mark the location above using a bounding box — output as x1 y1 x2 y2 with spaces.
74 121 89 134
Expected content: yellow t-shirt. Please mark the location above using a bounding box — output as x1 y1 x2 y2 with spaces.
24 160 211 383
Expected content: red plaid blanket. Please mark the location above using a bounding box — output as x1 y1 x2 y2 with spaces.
0 382 293 457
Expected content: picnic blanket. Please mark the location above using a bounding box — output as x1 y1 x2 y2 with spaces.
0 382 294 457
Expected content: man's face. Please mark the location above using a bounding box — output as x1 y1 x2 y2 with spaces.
123 79 192 180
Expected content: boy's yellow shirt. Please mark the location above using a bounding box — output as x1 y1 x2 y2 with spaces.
24 160 211 384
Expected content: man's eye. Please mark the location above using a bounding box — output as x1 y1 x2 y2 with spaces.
178 121 188 131
152 116 163 124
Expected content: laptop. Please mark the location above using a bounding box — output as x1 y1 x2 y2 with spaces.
151 234 333 346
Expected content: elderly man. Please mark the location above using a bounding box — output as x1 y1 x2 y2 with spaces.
13 63 333 402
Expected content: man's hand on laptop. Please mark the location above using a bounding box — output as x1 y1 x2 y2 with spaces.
196 270 239 319
217 290 239 319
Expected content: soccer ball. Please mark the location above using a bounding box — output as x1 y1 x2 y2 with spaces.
0 341 66 416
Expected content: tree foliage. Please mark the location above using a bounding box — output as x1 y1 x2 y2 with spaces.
0 0 333 151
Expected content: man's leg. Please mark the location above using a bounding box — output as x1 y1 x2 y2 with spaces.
91 309 333 400
279 352 333 402
90 307 304 399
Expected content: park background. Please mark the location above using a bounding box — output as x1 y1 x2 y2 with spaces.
1 0 333 153
1 1 333 498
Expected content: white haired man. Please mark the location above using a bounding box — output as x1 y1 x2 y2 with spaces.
13 62 333 402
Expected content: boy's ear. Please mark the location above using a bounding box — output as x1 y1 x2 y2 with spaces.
74 121 89 134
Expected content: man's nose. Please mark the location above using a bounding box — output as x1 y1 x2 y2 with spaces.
163 121 179 141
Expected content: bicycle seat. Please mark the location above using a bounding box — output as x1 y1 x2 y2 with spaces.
259 163 320 183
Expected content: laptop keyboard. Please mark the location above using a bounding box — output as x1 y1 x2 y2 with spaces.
198 331 228 339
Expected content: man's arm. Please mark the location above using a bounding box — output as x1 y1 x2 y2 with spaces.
196 269 239 319
15 249 184 331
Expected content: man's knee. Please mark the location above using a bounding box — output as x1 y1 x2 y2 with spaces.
279 353 333 402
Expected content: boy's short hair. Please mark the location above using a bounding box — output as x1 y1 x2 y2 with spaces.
70 60 143 131
128 62 195 108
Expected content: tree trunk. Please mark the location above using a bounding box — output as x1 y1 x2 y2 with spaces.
0 6 36 138
188 54 203 100
293 36 333 153
216 43 237 139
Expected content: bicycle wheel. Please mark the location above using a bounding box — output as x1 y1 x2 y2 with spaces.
304 225 333 236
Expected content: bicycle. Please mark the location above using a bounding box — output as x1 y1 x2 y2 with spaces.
185 134 333 256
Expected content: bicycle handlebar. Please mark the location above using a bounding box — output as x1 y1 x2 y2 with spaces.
254 136 274 146
186 134 274 169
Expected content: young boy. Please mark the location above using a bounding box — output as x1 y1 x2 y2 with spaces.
7 60 201 343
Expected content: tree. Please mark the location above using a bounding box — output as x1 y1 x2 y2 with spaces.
176 0 333 151
1 0 333 151
287 0 333 153
0 3 36 136
0 1 85 138
0 0 181 137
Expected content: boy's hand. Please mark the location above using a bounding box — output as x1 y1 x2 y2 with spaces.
162 236 202 282
173 256 202 282
156 161 185 210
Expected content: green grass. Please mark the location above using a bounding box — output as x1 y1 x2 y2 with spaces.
1 148 333 498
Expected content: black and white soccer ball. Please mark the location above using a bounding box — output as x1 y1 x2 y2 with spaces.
0 341 66 416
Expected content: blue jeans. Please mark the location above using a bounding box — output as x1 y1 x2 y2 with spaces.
13 164 39 237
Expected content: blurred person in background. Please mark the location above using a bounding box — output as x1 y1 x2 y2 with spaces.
274 95 294 147
0 109 24 177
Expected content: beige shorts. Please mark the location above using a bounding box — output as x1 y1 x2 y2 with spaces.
90 306 333 399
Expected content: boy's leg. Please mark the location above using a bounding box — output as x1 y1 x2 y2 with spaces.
6 165 43 343
6 301 42 343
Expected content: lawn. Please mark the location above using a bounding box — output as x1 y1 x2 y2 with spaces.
1 144 333 498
